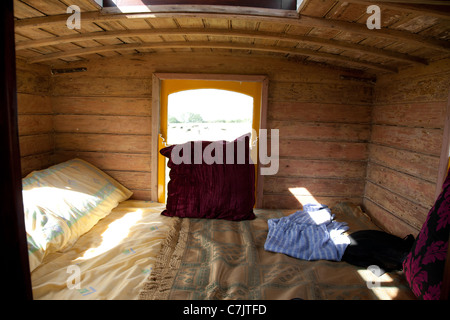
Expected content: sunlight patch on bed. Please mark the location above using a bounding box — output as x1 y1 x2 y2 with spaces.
24 186 96 204
74 209 143 261
357 268 399 300
288 187 320 206
23 186 97 232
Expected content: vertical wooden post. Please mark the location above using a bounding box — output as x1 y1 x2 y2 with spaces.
151 74 161 202
0 0 33 300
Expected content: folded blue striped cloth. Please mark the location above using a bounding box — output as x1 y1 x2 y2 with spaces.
264 204 350 261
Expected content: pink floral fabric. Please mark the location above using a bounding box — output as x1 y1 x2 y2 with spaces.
403 170 450 300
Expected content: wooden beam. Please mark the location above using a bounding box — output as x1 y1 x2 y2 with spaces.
26 39 398 72
150 74 160 202
15 28 428 65
14 10 450 53
100 4 298 16
299 15 450 53
103 0 298 10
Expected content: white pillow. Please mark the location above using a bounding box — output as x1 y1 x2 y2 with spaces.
23 159 132 271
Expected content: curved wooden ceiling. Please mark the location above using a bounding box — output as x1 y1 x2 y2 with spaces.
13 0 450 74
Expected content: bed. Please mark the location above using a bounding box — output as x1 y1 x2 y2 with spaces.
138 203 416 300
26 156 416 300
31 200 172 300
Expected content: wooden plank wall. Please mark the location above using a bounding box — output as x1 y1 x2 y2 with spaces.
363 58 450 238
48 52 372 204
264 78 372 209
51 69 153 200
16 59 53 177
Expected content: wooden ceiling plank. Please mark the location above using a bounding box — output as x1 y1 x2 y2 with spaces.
15 27 429 65
59 0 101 11
339 0 450 19
296 0 310 13
39 24 81 37
394 15 440 34
299 0 338 17
326 2 369 23
26 39 397 72
419 21 450 41
299 15 450 52
15 27 58 40
13 1 46 19
14 11 450 53
20 0 69 16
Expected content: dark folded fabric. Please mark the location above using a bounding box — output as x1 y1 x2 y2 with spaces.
342 229 414 275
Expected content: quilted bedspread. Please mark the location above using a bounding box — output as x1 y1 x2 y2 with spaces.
139 204 416 300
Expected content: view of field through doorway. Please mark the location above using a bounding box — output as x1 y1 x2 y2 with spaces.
157 78 264 203
167 89 253 144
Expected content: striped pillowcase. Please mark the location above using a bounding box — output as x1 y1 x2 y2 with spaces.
23 159 132 272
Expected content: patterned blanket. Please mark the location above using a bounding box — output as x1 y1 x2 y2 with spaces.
139 204 415 300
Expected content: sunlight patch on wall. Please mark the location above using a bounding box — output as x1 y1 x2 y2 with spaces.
288 187 320 206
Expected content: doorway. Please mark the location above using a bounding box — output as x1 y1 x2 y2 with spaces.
151 74 268 207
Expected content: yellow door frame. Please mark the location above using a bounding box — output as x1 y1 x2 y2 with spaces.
158 79 261 203
151 73 268 207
